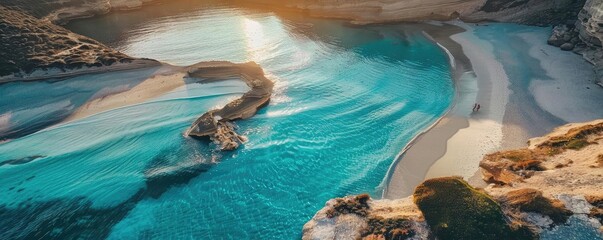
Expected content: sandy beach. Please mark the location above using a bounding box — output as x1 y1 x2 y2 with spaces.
60 64 189 123
384 21 603 199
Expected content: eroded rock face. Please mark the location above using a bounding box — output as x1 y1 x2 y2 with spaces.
0 0 157 24
574 0 603 84
0 6 158 80
577 0 603 47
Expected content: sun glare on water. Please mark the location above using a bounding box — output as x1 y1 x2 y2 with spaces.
242 18 269 62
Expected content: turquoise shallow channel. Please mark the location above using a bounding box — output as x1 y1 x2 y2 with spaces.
0 1 453 239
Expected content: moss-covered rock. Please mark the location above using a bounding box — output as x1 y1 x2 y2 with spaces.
413 177 537 240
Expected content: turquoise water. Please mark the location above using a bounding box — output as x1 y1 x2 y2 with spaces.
0 2 453 239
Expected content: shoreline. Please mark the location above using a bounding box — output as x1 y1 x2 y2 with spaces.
384 21 603 199
382 21 480 198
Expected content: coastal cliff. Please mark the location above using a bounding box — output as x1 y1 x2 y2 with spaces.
0 0 157 25
243 0 585 25
304 120 603 239
0 5 159 82
577 0 603 85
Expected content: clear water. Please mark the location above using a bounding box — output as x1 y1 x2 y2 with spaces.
0 2 453 239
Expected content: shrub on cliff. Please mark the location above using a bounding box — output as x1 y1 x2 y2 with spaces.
413 177 536 240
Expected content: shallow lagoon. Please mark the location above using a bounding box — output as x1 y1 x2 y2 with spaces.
1 2 453 238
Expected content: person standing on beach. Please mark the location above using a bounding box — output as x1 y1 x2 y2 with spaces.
477 104 481 112
472 103 477 112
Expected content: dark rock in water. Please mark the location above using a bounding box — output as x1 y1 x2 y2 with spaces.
0 155 45 167
413 177 537 240
185 61 273 151
560 42 575 51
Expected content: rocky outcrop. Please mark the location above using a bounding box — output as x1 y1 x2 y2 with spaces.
0 6 159 82
577 0 603 47
0 0 157 25
576 0 603 85
302 194 430 240
184 61 273 151
466 0 586 26
304 120 603 239
414 177 537 240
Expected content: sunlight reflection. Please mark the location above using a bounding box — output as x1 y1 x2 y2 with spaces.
242 18 268 62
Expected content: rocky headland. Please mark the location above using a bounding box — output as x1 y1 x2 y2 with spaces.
0 5 159 83
184 61 274 151
304 120 603 239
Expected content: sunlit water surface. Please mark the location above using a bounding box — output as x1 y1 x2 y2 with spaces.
0 2 454 239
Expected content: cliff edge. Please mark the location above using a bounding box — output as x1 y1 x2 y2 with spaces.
0 6 159 82
304 120 603 239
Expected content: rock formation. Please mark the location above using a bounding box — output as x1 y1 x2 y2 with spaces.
0 0 157 25
577 0 603 47
184 61 273 151
577 0 603 85
548 0 603 85
304 120 603 239
0 5 159 82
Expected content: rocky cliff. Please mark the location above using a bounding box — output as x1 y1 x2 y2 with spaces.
0 0 156 24
0 6 158 81
243 0 585 25
577 0 603 85
547 0 603 85
304 120 603 239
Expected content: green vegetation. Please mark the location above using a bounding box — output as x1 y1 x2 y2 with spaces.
413 177 536 240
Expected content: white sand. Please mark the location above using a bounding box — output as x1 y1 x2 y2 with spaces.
522 32 603 123
424 22 509 180
385 21 603 199
384 22 510 198
61 65 187 123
